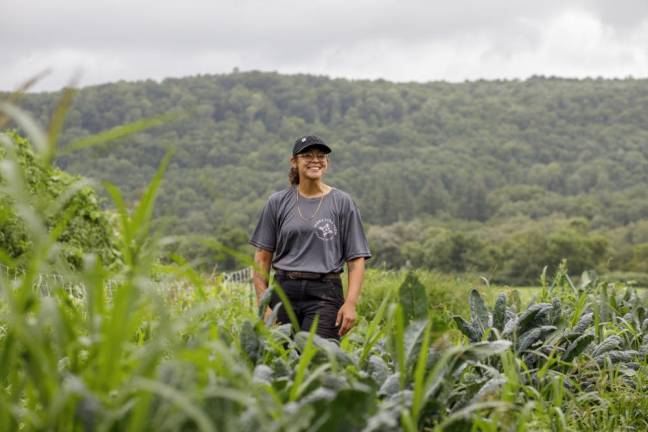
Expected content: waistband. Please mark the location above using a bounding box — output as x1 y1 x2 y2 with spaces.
274 269 341 281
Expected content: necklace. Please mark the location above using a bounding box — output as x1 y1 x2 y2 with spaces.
296 187 325 221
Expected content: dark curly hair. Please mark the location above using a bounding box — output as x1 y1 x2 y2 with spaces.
289 166 299 185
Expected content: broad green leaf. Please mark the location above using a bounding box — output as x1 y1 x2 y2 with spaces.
463 340 512 362
592 335 623 358
516 326 556 353
562 333 594 362
572 312 594 333
469 376 506 404
299 334 353 369
252 364 274 385
453 315 481 342
595 349 640 366
492 293 507 332
367 355 391 387
469 289 489 332
398 272 428 324
240 320 261 364
404 320 427 377
517 303 552 335
310 388 376 432
378 373 401 397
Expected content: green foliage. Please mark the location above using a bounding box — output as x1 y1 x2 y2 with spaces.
10 72 648 278
0 130 119 268
398 271 429 324
451 269 648 431
369 215 615 285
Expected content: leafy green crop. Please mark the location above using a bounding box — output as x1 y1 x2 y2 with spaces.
1 91 648 431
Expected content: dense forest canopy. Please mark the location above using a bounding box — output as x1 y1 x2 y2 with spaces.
10 71 648 282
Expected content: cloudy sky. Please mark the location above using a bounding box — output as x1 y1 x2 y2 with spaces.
3 0 648 91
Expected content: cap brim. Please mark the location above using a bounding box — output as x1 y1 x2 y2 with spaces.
294 143 332 155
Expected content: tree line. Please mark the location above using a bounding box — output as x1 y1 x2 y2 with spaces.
6 71 648 283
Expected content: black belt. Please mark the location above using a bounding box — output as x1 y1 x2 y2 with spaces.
274 269 341 281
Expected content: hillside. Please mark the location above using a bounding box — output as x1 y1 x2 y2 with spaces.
13 71 648 280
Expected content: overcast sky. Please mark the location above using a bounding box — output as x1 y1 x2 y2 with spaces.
3 0 648 91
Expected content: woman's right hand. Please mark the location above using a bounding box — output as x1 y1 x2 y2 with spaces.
263 306 273 322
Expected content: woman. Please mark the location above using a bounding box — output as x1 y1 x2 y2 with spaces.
250 135 371 340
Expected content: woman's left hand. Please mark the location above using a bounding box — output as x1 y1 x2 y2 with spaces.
336 302 357 336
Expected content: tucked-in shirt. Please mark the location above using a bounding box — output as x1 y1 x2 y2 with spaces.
250 187 371 273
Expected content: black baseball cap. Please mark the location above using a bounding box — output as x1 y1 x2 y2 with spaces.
292 135 331 156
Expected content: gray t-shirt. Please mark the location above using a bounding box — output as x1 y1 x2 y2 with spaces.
250 187 371 273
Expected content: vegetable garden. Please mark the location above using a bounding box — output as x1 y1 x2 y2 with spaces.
1 100 648 431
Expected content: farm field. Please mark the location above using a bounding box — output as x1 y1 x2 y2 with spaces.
1 93 648 431
2 257 648 430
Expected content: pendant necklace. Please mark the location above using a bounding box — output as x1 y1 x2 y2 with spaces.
296 187 325 221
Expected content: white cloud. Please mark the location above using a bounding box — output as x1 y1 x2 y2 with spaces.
3 49 128 91
2 1 648 91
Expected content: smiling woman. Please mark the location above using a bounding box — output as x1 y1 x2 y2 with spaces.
250 135 371 341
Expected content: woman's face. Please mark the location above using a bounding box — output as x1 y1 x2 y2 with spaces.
291 148 329 182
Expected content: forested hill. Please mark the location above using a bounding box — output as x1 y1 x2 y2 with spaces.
13 72 648 278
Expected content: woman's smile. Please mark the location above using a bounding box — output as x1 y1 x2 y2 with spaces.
301 159 327 177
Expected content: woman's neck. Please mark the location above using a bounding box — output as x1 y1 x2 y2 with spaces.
298 180 331 198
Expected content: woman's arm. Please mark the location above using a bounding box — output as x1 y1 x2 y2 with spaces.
253 248 273 305
336 256 365 336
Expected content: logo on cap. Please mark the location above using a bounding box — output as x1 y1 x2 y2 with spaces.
301 137 307 142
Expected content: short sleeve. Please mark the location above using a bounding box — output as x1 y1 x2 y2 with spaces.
342 199 372 261
250 198 277 252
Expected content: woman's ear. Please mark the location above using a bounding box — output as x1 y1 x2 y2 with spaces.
290 157 297 168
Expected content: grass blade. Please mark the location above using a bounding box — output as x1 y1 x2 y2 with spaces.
411 318 432 424
289 315 319 401
59 111 183 155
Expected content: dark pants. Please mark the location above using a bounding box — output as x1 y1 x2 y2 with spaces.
270 275 345 340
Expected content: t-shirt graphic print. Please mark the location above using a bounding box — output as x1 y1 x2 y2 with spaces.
250 187 371 274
